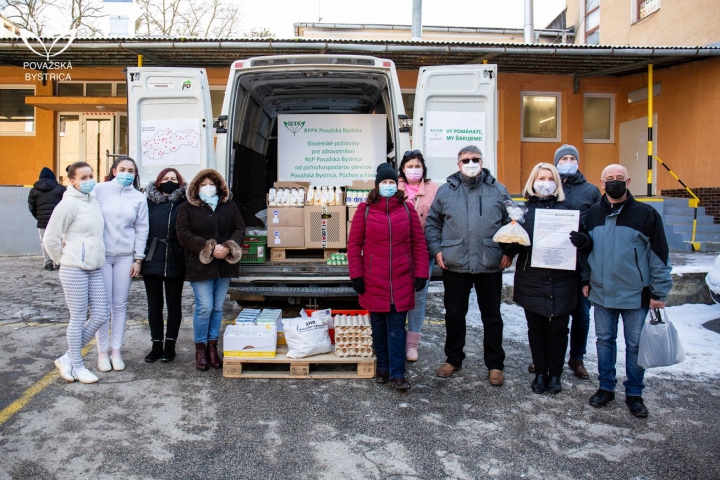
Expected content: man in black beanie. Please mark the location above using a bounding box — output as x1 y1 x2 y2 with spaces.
28 167 66 270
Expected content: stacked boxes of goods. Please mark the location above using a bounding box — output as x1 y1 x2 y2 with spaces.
223 308 281 358
256 308 286 345
333 313 373 358
235 308 260 324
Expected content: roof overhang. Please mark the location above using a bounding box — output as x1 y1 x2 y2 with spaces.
25 96 127 112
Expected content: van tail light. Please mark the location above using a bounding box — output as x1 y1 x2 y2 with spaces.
233 61 244 69
382 61 392 68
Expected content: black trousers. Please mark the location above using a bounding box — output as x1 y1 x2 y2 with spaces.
442 270 505 370
143 275 185 341
525 310 570 377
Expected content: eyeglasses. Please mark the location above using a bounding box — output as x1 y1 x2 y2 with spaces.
404 150 421 157
459 158 482 164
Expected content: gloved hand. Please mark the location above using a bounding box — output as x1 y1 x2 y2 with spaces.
414 277 427 292
351 277 365 294
569 231 589 249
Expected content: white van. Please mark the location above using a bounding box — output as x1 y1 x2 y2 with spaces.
127 55 497 305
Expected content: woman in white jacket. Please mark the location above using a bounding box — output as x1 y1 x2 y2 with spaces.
44 161 108 384
94 157 149 371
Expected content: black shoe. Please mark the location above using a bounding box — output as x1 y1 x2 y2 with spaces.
144 340 164 363
375 371 390 384
44 261 54 271
160 339 176 363
589 389 615 407
391 377 411 391
531 374 547 394
546 375 562 394
625 396 649 418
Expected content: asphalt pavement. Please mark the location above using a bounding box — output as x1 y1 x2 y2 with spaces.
0 256 719 479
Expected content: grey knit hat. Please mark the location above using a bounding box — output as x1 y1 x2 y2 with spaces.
554 144 580 166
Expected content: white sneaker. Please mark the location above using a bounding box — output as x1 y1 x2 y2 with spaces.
111 356 125 371
74 368 99 384
97 357 112 372
54 354 75 382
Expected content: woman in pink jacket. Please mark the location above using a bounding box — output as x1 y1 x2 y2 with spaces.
348 163 429 391
397 150 440 362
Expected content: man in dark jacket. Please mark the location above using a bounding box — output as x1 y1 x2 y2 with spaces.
581 164 672 418
425 145 512 386
28 167 66 270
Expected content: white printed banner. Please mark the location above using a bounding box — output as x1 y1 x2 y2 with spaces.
425 111 486 159
140 118 202 166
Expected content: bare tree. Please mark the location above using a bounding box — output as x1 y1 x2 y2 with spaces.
135 0 239 37
67 0 103 36
244 27 274 38
1 0 58 35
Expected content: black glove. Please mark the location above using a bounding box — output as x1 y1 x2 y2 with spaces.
351 277 365 294
414 277 427 292
569 231 588 249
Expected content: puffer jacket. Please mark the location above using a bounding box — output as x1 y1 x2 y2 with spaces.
509 196 578 318
43 186 105 270
94 178 149 259
398 178 441 231
347 196 429 313
425 169 511 274
176 169 246 282
582 192 673 309
560 171 602 226
28 168 66 229
141 182 187 278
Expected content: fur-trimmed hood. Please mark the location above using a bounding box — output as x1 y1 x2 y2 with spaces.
186 169 229 207
146 181 187 204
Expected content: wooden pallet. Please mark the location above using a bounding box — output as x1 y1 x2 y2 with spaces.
270 248 340 262
223 347 375 379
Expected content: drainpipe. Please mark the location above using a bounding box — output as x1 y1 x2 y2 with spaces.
524 0 535 44
411 0 422 40
647 63 653 196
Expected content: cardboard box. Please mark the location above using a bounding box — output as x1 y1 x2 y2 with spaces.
269 227 305 248
223 324 277 358
268 207 305 227
347 206 358 222
350 179 375 189
347 221 352 241
304 206 347 249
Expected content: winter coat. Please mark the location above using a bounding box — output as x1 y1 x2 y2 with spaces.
28 167 66 229
141 182 187 278
94 179 149 259
43 186 105 270
347 197 429 313
582 192 673 309
508 196 578 318
176 169 246 282
398 178 441 231
560 171 602 226
425 169 511 274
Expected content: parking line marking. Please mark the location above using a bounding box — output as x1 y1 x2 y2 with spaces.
0 342 95 427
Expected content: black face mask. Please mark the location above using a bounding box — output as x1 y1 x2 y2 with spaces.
159 181 180 194
604 180 627 200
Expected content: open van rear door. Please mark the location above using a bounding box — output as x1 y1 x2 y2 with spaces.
413 65 497 182
126 67 214 184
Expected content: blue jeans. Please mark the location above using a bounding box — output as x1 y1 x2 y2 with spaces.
593 304 648 396
406 257 435 333
370 305 407 379
191 278 231 343
569 285 591 360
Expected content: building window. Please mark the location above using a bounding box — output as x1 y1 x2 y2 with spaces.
584 94 614 143
522 93 560 142
585 0 600 45
0 86 35 135
57 82 125 97
634 0 661 23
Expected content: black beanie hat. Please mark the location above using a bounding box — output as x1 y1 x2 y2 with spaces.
39 167 55 180
375 163 399 186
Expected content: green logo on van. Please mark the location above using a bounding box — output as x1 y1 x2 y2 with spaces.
182 80 192 90
430 128 443 138
284 121 305 136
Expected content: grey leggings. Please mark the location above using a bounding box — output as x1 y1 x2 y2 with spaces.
59 266 109 369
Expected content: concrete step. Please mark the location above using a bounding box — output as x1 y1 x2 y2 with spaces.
668 223 720 234
660 197 697 208
664 214 715 225
664 227 693 252
664 206 707 216
676 231 720 242
700 242 720 253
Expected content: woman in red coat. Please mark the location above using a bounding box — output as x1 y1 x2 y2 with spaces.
347 163 429 391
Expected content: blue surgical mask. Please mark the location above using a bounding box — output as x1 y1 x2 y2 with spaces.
379 184 397 198
556 162 578 175
79 179 96 194
115 172 135 187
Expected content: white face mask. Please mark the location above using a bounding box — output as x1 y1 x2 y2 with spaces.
533 180 557 197
556 162 578 175
461 163 481 177
199 184 217 198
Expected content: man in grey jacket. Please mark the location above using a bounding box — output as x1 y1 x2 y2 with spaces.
425 145 512 386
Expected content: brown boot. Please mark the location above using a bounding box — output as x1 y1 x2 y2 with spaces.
568 358 590 380
208 340 222 369
195 342 209 371
488 369 504 386
528 362 535 374
436 363 461 378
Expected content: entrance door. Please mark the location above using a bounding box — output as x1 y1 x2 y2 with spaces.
619 115 657 196
85 116 114 180
57 112 121 184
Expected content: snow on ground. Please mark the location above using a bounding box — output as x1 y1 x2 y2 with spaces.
463 290 720 381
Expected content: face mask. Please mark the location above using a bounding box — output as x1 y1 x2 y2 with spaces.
604 180 627 200
160 181 179 194
378 184 397 198
199 184 217 200
78 179 96 194
404 168 423 182
556 162 578 176
461 163 481 177
115 172 135 187
533 180 557 197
